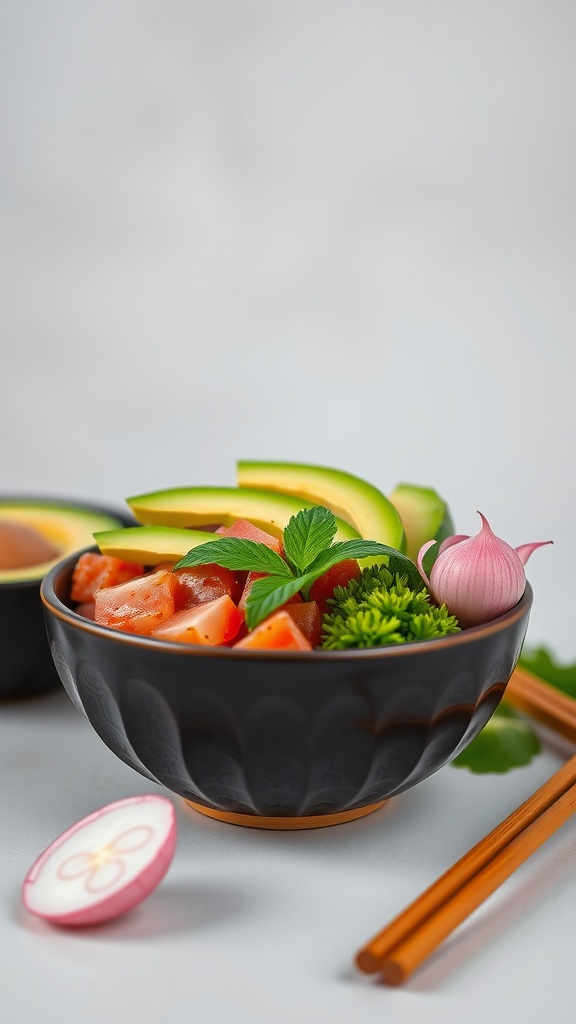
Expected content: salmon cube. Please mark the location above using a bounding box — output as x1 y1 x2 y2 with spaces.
94 570 178 635
173 564 245 608
151 595 242 645
215 519 282 553
283 601 322 647
71 552 144 603
234 610 312 650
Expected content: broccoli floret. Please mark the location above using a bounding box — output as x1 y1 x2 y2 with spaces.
321 567 460 650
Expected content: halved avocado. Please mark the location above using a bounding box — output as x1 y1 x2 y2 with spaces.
126 486 361 543
0 500 128 583
95 525 220 565
388 483 454 561
237 461 405 551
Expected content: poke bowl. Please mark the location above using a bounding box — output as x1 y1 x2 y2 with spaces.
39 461 541 828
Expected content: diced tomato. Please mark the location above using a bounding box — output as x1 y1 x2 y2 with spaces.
173 564 245 608
238 571 302 618
71 553 144 603
151 595 242 645
238 571 266 616
283 601 322 647
94 570 178 636
233 610 312 650
215 518 282 553
223 619 249 646
308 559 362 616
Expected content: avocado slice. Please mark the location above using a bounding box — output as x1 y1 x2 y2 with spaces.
95 525 220 565
388 482 455 561
0 500 127 583
236 461 405 551
126 486 361 543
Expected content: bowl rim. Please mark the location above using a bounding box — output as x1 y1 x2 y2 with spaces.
40 546 534 662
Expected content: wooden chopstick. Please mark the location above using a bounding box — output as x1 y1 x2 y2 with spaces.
355 666 576 985
506 665 576 743
359 758 576 984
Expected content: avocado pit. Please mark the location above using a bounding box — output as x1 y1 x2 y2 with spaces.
0 520 60 570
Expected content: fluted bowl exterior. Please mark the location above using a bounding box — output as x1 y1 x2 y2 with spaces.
0 575 65 700
41 550 532 819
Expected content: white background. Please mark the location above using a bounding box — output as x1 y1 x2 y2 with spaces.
2 0 574 656
2 3 576 1020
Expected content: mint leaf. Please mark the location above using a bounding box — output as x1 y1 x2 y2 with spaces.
172 506 427 637
173 538 292 577
282 505 337 575
451 704 541 773
244 539 427 630
245 574 309 630
307 541 426 592
519 647 576 699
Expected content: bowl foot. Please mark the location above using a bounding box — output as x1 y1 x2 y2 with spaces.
184 798 387 829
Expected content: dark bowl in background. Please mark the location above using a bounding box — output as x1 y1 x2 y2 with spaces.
0 499 133 700
41 548 533 828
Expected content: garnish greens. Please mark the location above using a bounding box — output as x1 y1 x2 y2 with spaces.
519 646 576 698
174 505 424 630
455 646 576 774
321 566 460 649
451 704 541 774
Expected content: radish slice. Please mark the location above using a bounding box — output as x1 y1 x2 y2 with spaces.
22 795 177 926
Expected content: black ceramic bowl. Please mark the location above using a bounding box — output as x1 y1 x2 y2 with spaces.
0 500 133 700
41 549 533 829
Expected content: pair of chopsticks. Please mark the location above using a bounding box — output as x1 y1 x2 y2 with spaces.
355 665 576 986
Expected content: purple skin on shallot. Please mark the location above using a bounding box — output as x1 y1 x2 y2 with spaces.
418 513 552 628
21 795 177 926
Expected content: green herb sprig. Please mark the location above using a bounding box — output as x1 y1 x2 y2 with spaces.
174 505 422 630
452 645 576 774
451 704 541 773
519 647 576 698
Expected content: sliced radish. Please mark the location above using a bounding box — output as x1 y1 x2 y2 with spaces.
22 795 177 926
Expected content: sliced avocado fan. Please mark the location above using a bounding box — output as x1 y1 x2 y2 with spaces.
126 486 360 543
237 461 405 552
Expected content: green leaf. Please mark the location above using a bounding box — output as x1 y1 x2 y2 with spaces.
451 705 541 773
421 540 440 578
307 541 426 592
282 505 337 575
172 507 427 636
519 647 576 699
451 643 576 775
173 538 292 577
243 537 428 631
245 574 310 630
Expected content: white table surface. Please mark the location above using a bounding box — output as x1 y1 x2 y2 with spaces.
2 2 576 1020
2 689 575 1023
